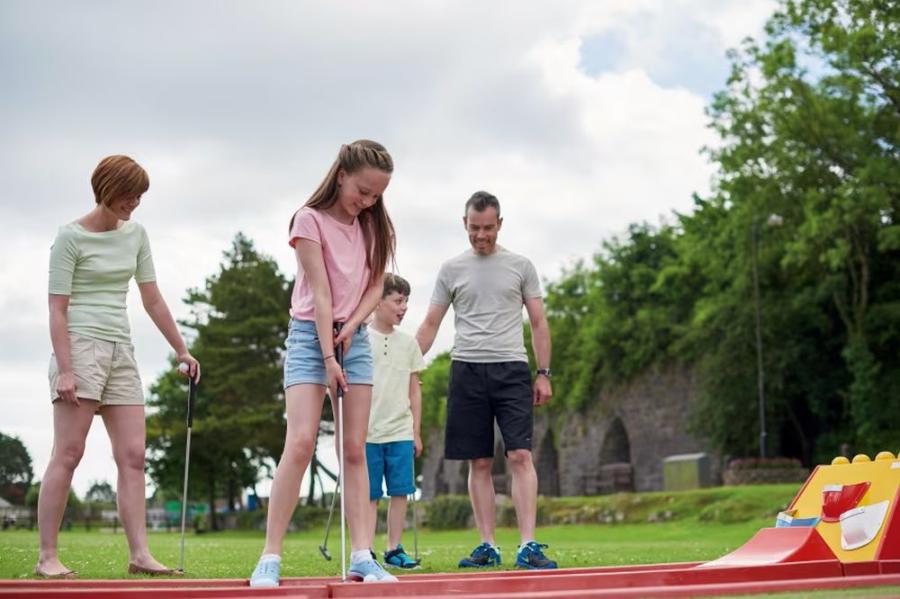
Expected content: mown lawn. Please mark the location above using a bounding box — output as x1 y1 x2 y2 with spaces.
4 484 899 597
4 521 899 597
1 519 767 579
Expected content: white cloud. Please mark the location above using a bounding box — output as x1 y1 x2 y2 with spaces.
0 0 775 497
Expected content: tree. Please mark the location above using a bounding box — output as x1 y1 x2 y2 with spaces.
85 480 116 504
0 432 34 505
25 482 81 510
146 233 292 529
701 0 900 455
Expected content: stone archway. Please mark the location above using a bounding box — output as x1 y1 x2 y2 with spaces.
590 417 634 494
535 429 560 496
600 417 631 463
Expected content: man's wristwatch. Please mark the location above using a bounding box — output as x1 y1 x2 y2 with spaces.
535 368 552 379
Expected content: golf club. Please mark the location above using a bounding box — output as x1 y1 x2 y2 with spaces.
177 364 197 574
318 478 340 561
334 322 347 582
411 474 419 565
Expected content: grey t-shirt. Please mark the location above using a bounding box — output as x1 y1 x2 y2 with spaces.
431 246 542 363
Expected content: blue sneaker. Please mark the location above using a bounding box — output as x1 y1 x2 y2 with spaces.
515 541 557 570
348 558 398 583
384 544 420 569
249 557 280 588
458 542 501 568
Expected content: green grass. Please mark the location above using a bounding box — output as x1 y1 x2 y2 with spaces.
4 520 899 597
1 519 768 579
4 485 897 597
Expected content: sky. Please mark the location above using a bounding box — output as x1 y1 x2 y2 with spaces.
0 0 777 499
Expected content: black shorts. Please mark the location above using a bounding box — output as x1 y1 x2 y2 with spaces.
444 360 533 460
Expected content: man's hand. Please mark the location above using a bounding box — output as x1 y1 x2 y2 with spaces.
414 434 423 458
533 375 552 406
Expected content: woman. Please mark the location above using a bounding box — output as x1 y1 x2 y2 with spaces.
37 155 200 578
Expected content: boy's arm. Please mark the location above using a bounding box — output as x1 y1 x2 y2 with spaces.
409 372 423 457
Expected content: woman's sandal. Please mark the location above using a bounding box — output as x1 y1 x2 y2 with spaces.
33 565 77 579
127 563 183 576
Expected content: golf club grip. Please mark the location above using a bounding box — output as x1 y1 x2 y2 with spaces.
333 322 345 390
187 377 197 428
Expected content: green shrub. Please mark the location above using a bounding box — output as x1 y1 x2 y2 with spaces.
426 495 472 530
236 509 266 530
290 505 329 531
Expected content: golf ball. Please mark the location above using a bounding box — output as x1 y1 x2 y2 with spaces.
178 363 189 373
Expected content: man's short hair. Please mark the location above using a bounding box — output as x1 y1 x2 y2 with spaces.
465 191 501 218
91 155 149 206
383 273 411 298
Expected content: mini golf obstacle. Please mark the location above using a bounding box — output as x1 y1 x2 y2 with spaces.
4 449 899 598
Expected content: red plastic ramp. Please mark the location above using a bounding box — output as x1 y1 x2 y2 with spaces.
698 526 838 568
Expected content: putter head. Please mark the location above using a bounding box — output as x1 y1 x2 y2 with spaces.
319 545 332 561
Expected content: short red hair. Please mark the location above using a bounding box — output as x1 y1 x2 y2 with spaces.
91 155 149 206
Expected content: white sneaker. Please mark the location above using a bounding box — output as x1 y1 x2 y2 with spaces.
348 558 398 583
249 557 280 588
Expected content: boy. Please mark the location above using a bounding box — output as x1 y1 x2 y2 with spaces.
366 274 426 569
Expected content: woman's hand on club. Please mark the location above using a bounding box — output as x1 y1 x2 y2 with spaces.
176 352 201 383
56 371 79 406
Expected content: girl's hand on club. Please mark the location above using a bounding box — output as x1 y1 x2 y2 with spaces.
333 327 353 355
533 376 552 406
56 371 79 407
176 352 201 383
325 355 348 397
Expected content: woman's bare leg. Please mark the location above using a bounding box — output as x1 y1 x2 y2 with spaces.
36 400 97 574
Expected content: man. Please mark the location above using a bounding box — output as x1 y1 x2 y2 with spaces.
416 191 556 570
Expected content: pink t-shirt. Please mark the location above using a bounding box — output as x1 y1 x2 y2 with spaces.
289 207 371 322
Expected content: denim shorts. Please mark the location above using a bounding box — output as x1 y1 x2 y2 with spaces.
366 440 415 500
283 319 373 389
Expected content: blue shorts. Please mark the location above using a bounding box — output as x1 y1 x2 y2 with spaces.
283 319 373 389
366 441 415 500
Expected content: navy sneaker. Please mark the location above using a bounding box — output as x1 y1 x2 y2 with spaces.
458 542 501 568
515 541 557 570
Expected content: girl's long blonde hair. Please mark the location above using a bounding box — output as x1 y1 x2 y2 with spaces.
292 140 396 284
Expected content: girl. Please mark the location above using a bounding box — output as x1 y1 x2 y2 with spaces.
250 140 397 586
39 155 200 578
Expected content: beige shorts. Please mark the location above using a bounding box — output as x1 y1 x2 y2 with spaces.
49 334 144 407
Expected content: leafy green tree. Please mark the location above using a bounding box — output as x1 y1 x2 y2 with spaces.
146 233 291 529
85 480 116 505
0 432 33 505
25 482 80 510
700 0 900 455
418 352 451 455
